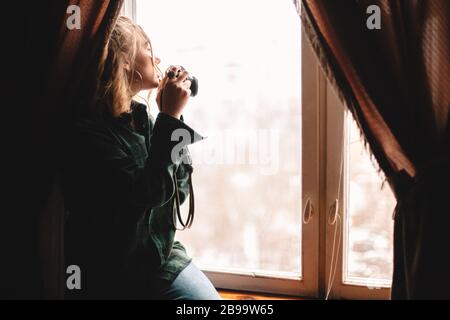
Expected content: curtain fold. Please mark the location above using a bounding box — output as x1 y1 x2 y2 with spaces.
5 0 123 299
296 0 450 299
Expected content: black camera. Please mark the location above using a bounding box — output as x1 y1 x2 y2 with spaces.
166 66 198 97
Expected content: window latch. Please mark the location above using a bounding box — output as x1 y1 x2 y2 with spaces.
303 198 314 224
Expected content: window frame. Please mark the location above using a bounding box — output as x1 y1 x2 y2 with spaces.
324 77 392 300
120 0 136 21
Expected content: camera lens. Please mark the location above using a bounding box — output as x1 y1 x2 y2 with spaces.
187 76 198 97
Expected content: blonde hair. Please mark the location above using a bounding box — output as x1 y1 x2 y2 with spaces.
94 16 162 117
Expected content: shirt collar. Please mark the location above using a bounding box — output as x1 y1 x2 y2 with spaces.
115 100 148 130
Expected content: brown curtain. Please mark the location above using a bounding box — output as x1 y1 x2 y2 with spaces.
297 0 450 299
4 0 123 299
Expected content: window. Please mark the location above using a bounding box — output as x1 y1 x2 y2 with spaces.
345 115 395 287
325 85 395 299
123 0 396 299
135 0 303 274
129 0 315 297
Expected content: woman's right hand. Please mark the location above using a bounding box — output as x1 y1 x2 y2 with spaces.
156 65 192 119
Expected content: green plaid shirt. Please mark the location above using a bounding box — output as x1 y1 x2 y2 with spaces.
63 100 205 298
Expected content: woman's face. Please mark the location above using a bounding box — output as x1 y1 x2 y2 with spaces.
133 40 161 91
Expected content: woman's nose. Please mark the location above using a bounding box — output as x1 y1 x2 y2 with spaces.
154 56 161 64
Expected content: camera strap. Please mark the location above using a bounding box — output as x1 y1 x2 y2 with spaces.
159 76 195 230
172 164 195 230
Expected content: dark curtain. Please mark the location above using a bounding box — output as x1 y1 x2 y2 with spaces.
3 0 123 299
297 0 450 299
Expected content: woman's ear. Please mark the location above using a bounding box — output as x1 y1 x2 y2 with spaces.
123 62 131 72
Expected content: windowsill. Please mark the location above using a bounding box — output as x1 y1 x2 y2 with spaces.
218 289 304 300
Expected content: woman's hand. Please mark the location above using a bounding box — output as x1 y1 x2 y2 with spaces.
156 65 192 119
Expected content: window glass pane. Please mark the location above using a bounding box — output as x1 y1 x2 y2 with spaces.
136 0 302 275
345 114 395 286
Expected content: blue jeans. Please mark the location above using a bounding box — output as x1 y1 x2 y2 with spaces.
153 261 222 300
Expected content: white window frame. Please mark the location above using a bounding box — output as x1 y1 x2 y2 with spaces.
324 75 392 300
120 0 136 21
202 27 321 298
123 0 394 300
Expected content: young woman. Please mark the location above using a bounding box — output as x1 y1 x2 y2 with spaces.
62 16 221 300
